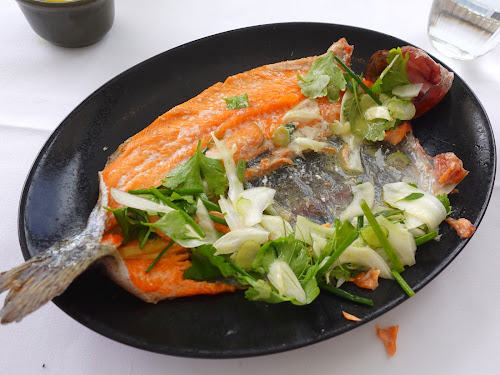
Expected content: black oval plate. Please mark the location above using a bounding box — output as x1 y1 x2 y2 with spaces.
19 23 496 358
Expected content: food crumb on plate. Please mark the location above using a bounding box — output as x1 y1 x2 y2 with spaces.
342 311 361 321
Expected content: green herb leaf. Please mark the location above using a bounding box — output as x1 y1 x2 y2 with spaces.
223 93 249 110
252 235 309 276
298 51 346 102
401 193 424 201
370 48 411 95
104 207 131 242
317 219 358 278
236 159 246 183
244 278 293 304
437 193 452 215
184 244 235 280
163 140 228 196
250 235 321 305
169 192 197 215
343 95 388 142
143 210 201 245
104 206 153 247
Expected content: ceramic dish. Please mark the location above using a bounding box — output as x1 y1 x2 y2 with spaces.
19 23 496 358
16 0 114 47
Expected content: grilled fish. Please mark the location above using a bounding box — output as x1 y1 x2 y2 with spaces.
0 38 463 323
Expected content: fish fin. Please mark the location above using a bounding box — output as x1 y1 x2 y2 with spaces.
0 240 117 324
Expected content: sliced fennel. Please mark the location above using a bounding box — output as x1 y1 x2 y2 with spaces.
211 132 244 203
195 198 219 244
364 106 391 121
387 97 416 120
339 90 353 124
235 187 276 227
383 182 447 232
232 240 261 270
267 260 307 304
339 182 375 222
338 134 365 174
218 196 245 231
376 215 416 266
288 137 330 155
392 83 423 99
213 227 269 255
295 215 335 247
260 215 293 240
282 99 323 123
335 243 393 279
111 188 175 214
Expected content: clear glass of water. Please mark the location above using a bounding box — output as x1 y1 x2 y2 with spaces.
428 0 500 60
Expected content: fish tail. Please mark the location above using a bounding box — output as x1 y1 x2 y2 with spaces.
0 173 117 324
0 240 117 324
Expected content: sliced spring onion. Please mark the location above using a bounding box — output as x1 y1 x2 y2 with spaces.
334 56 382 106
200 197 221 213
317 231 359 278
149 187 180 210
391 269 415 297
145 241 174 273
360 199 404 273
319 282 374 306
209 214 228 226
415 231 438 246
128 187 204 196
357 216 364 229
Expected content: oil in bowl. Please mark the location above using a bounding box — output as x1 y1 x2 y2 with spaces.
16 0 114 48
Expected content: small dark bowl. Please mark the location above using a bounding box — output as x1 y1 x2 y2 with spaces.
16 0 114 48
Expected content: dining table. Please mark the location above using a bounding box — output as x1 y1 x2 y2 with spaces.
1 0 499 373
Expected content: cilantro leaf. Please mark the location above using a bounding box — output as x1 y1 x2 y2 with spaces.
370 47 411 95
163 141 228 196
104 206 153 247
437 193 452 215
223 93 249 109
144 211 200 244
343 94 390 142
250 235 321 305
244 278 293 304
252 235 309 276
298 51 346 102
184 245 235 280
104 207 131 242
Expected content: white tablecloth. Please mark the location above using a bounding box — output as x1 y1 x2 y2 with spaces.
1 1 498 373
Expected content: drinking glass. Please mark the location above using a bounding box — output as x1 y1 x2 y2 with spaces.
428 0 500 59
